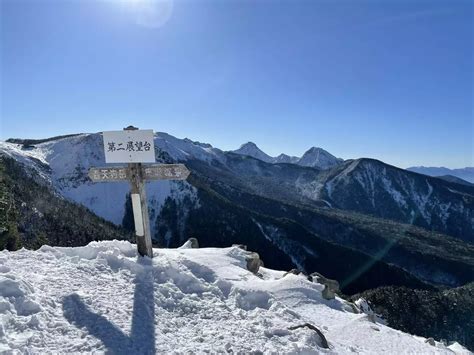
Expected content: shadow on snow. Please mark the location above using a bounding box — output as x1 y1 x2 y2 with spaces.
62 257 155 354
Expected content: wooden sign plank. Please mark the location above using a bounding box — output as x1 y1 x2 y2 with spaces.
88 167 129 182
88 164 190 182
143 164 190 180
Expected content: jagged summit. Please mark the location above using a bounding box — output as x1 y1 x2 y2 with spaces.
233 142 273 163
232 142 343 169
297 147 342 169
239 141 258 148
274 153 299 164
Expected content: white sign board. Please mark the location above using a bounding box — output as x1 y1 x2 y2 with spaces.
103 130 156 163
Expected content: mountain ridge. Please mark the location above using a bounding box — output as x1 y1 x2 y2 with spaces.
407 166 474 183
231 141 343 169
1 132 474 293
2 133 474 352
2 133 473 243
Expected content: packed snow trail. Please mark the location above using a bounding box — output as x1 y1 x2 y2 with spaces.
0 241 470 354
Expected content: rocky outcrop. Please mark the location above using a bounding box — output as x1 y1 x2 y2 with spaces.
245 252 262 274
311 272 340 300
179 237 199 249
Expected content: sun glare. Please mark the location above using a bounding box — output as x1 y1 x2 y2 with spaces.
128 0 174 29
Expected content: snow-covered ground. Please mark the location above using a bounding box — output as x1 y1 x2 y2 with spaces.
0 241 469 354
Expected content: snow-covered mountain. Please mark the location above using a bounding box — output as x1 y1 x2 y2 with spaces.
2 132 474 244
2 132 474 290
233 142 274 163
0 240 469 354
274 153 299 164
407 166 474 184
298 147 343 169
317 159 474 242
231 142 342 169
0 133 203 227
2 132 474 351
436 175 473 186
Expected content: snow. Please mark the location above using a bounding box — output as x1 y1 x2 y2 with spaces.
0 134 200 229
232 142 343 169
381 171 407 209
325 160 361 199
0 142 50 166
275 153 300 164
154 132 225 163
0 142 52 182
298 147 343 169
1 133 341 233
254 220 307 270
406 179 434 224
233 142 274 163
295 177 325 201
1 241 468 354
323 160 468 231
438 202 452 227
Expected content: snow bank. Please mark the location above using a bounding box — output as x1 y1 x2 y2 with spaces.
0 241 470 354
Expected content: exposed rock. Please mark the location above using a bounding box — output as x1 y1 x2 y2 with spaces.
245 252 261 274
367 314 377 323
310 272 340 300
342 302 361 314
232 244 247 250
178 238 199 249
288 323 329 349
322 288 335 300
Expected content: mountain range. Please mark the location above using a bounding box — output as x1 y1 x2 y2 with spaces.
2 132 474 351
1 132 474 296
232 142 343 169
407 166 474 184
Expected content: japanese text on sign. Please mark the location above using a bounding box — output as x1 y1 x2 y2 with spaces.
103 130 156 163
107 141 152 152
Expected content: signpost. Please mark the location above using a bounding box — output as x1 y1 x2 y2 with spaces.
88 126 190 258
103 129 156 163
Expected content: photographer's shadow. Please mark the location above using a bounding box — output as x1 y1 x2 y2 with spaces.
63 257 155 355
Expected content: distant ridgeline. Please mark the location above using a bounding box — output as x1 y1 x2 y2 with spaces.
6 134 83 147
1 133 474 297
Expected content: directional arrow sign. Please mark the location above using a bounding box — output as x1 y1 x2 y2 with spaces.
88 164 190 182
142 164 190 180
88 167 129 182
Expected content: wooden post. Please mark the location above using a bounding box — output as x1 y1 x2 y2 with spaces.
125 127 153 258
90 126 189 258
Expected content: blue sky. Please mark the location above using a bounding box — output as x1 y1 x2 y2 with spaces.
1 0 472 168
